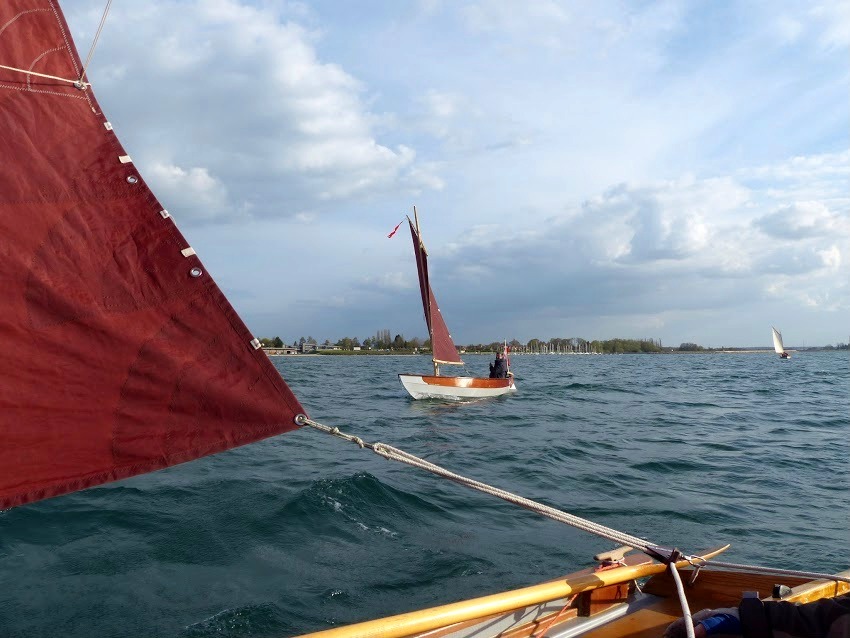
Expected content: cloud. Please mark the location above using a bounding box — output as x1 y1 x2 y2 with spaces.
145 162 236 223
427 150 849 336
61 2 849 347
72 0 441 224
755 201 844 239
810 2 850 49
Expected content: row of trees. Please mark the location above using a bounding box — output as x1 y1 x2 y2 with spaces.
260 334 848 354
258 332 430 352
259 332 679 354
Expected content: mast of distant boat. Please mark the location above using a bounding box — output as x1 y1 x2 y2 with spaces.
413 206 439 377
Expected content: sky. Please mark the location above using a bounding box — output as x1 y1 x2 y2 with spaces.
65 1 849 348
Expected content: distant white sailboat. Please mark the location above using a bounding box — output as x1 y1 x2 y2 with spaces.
772 327 790 359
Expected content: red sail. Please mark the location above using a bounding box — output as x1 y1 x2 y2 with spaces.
0 1 305 510
408 220 462 365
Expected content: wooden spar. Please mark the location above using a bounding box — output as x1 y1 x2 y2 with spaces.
413 205 439 377
297 546 730 638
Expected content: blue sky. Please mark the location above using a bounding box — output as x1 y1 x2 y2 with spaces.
66 1 849 348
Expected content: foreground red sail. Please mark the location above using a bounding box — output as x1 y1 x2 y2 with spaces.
408 220 462 364
0 1 305 509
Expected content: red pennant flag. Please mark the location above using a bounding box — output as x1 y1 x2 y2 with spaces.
387 219 404 238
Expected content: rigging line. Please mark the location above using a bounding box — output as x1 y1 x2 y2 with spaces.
78 0 113 84
296 415 654 551
0 64 89 87
297 415 850 588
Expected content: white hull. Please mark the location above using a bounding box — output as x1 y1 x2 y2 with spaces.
399 374 517 400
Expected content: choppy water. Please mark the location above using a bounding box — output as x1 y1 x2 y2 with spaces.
1 352 848 637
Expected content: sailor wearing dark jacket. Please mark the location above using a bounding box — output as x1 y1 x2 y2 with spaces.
489 352 508 379
664 592 850 637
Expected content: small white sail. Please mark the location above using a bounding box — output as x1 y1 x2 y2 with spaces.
772 327 785 354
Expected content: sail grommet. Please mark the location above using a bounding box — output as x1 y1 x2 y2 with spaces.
189 267 203 278
126 175 138 184
295 414 308 426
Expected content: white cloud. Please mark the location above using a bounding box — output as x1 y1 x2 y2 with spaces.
73 0 440 224
773 14 804 44
810 2 850 49
61 1 849 346
146 162 234 222
819 245 842 270
432 150 850 336
756 201 844 239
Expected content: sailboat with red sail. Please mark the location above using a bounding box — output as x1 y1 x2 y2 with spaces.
398 208 517 400
3 5 848 638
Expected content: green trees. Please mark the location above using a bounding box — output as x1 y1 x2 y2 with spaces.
256 333 694 355
678 342 703 351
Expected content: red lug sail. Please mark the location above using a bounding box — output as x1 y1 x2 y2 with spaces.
408 219 462 365
0 1 305 509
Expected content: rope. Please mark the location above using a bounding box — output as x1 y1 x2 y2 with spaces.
530 594 578 638
0 63 89 87
78 0 113 85
668 561 696 638
298 415 655 552
297 415 850 587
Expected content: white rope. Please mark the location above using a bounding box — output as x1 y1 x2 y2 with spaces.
297 415 850 587
78 0 113 84
298 416 656 551
0 63 89 87
372 442 653 549
668 561 696 638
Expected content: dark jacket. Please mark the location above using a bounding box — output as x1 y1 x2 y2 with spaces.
741 593 850 638
489 357 508 379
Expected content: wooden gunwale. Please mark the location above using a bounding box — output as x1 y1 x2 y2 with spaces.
296 546 729 638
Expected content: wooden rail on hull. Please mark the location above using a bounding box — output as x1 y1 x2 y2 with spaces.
413 375 514 389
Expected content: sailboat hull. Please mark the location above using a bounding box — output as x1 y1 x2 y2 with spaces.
398 374 516 400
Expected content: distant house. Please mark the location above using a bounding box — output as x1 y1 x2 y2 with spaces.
317 344 342 351
300 342 319 353
352 346 361 351
263 345 298 355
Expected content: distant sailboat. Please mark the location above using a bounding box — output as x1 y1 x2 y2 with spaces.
772 326 790 359
398 208 517 400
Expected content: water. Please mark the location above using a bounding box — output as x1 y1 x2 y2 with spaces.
1 352 848 637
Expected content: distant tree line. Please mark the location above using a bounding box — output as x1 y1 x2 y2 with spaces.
258 333 850 354
258 330 430 353
259 333 672 354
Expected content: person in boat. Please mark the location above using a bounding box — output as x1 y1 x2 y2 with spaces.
664 592 850 637
489 352 508 379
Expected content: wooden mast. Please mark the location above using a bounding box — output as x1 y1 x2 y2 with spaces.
413 206 439 376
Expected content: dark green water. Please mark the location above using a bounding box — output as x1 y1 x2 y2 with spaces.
1 352 848 637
